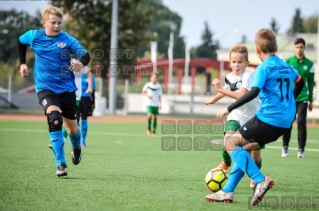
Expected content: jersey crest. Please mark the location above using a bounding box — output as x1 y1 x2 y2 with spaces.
225 78 242 91
57 42 66 48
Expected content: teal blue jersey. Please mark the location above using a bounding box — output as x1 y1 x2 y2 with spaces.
19 29 88 94
252 55 300 128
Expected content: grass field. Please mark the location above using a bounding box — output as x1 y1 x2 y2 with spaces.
0 119 318 211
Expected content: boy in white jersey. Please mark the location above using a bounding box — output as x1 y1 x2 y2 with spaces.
142 73 162 136
62 58 92 139
205 44 263 188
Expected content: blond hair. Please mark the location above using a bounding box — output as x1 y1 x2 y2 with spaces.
229 44 249 61
42 6 63 21
255 28 277 54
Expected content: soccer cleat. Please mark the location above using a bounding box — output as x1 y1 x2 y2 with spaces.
147 129 151 135
250 180 256 188
71 147 82 165
81 143 87 147
251 176 274 206
151 131 156 136
205 190 234 203
281 146 288 157
56 163 67 177
218 161 230 171
297 149 305 158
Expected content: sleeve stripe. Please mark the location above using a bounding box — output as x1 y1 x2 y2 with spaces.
294 75 302 83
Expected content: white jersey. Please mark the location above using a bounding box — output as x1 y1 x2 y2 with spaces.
223 70 260 126
71 58 90 101
142 82 162 106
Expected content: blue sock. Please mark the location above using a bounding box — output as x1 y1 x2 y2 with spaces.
222 163 245 192
81 119 88 145
230 146 265 184
49 131 66 166
69 128 81 149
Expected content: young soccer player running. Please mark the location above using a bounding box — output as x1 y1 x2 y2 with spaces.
205 28 304 205
205 44 262 188
77 73 96 147
18 6 90 177
142 73 162 136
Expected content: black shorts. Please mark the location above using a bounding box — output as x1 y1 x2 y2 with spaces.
37 90 77 120
78 96 93 119
239 116 289 146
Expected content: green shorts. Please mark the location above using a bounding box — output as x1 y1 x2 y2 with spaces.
147 106 159 115
225 120 265 150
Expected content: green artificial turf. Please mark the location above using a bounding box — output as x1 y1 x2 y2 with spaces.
0 120 318 211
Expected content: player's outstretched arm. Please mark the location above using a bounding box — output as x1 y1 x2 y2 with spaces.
212 76 250 100
204 92 225 105
215 87 247 100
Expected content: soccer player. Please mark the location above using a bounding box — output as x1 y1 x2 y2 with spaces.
205 28 304 205
282 38 315 158
204 44 262 188
77 73 96 147
142 73 162 136
18 6 90 177
61 58 93 141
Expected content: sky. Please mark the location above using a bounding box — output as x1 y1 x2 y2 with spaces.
1 0 318 48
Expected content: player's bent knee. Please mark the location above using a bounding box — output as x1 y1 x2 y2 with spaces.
47 110 63 132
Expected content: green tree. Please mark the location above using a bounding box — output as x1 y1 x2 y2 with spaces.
0 9 42 65
270 18 280 34
52 0 153 79
304 15 318 33
194 21 219 94
196 21 219 59
137 0 185 59
289 8 305 34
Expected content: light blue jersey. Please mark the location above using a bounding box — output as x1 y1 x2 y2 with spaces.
81 74 96 97
252 55 299 128
19 29 88 94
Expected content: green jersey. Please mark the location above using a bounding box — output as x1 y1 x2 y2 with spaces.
285 55 315 102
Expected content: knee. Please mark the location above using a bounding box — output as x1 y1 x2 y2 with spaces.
47 110 63 132
68 125 79 135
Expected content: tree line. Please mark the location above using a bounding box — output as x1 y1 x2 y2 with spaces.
0 2 317 84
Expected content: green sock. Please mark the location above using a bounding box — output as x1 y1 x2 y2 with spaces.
153 117 157 132
256 158 262 169
148 117 152 130
62 126 68 139
222 149 232 166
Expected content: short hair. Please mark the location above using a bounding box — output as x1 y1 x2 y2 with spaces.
254 28 277 54
42 6 63 21
229 44 249 61
294 38 306 46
